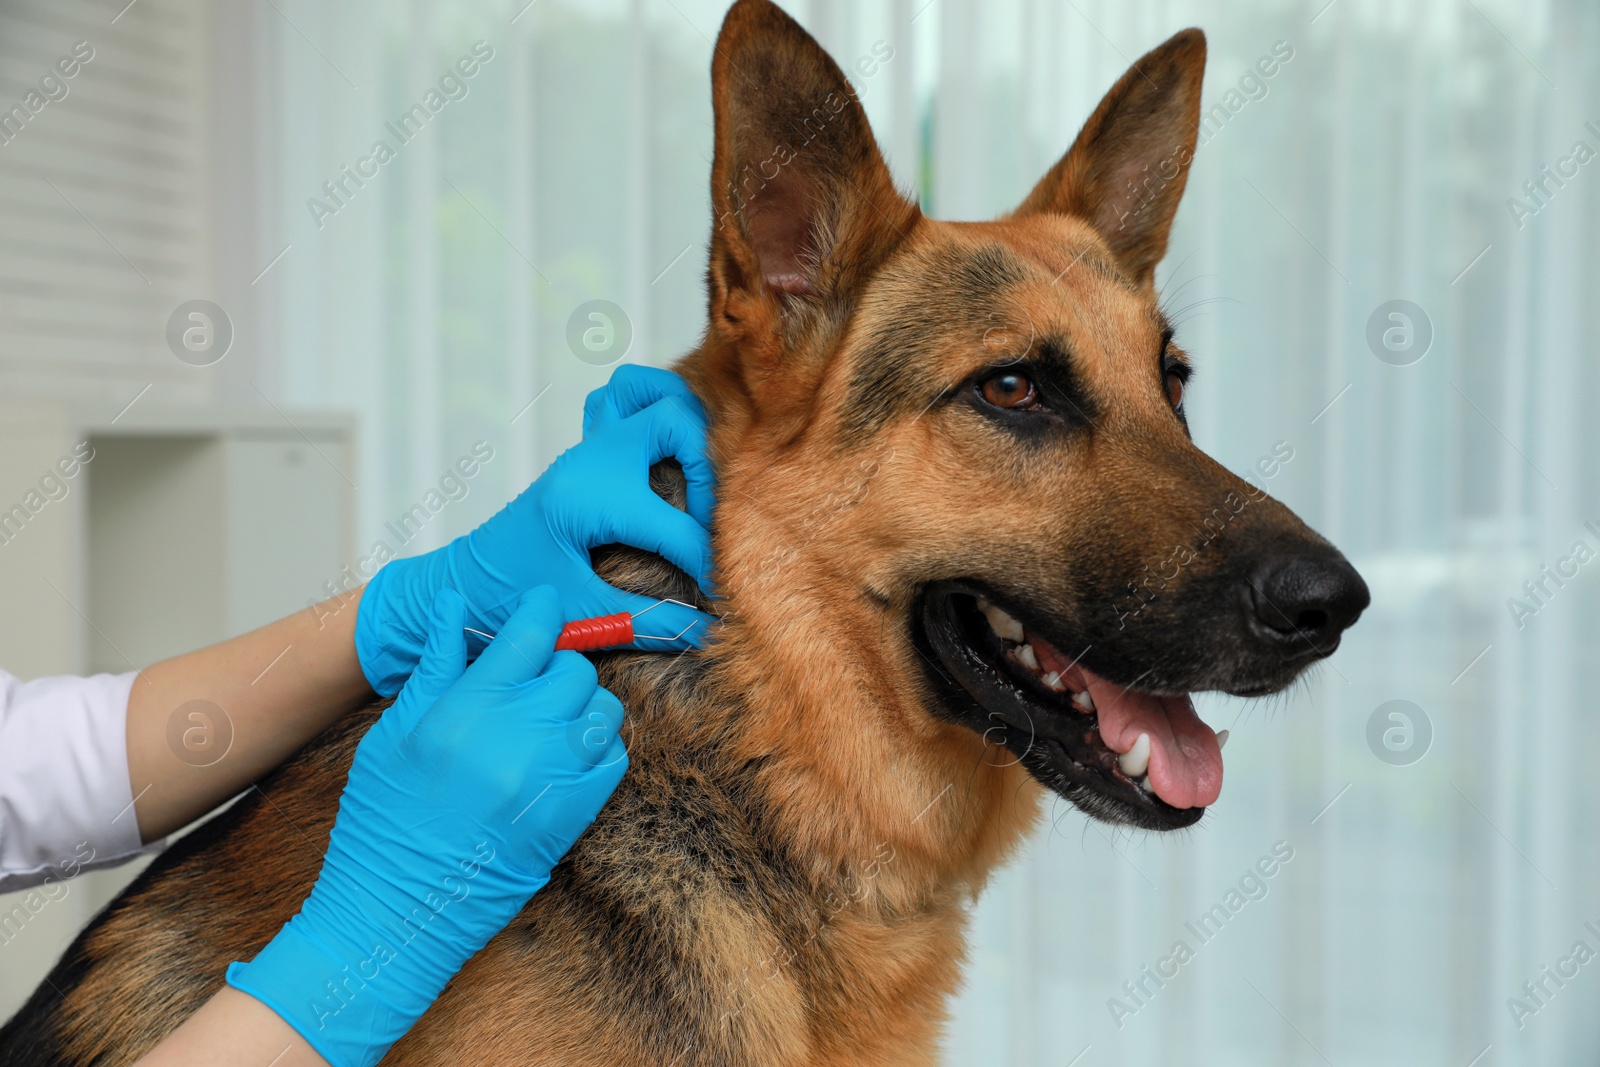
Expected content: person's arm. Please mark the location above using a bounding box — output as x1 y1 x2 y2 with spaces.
131 987 328 1067
125 588 372 843
127 363 716 844
137 587 623 1067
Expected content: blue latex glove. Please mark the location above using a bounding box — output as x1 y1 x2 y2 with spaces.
228 587 624 1067
355 364 717 696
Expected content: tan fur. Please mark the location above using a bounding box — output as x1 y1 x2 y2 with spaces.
0 7 1346 1066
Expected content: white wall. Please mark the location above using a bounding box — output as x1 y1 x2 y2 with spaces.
0 0 213 409
0 0 355 1022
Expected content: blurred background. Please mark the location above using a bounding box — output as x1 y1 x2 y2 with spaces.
1 0 1597 1063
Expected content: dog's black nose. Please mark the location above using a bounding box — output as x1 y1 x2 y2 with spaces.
1246 550 1370 651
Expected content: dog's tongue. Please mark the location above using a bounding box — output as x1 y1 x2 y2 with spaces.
1081 668 1223 809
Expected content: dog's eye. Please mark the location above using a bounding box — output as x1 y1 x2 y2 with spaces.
1164 370 1185 409
978 370 1039 410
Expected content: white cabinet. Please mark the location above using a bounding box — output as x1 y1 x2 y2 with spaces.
82 417 356 675
0 405 355 677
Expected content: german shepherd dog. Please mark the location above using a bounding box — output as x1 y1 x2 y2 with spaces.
1 2 1368 1063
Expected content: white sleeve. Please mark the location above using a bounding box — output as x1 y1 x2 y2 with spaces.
0 668 164 893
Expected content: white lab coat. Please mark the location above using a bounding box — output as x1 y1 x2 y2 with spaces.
0 668 158 893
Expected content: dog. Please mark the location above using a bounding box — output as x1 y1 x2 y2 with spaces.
0 2 1367 1063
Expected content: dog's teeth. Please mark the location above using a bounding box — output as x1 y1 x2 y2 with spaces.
1071 689 1095 712
978 599 1026 643
1216 729 1230 751
1041 670 1066 692
1118 733 1151 778
1137 775 1155 795
1015 643 1039 671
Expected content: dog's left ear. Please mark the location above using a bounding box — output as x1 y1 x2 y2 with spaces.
1013 28 1206 288
702 0 919 420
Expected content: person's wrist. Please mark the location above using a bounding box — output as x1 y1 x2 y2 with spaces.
226 845 482 1067
227 916 426 1067
353 563 418 697
356 534 528 695
355 547 477 696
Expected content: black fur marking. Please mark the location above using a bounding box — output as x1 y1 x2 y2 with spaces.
962 338 1101 440
841 245 1030 445
1071 247 1138 292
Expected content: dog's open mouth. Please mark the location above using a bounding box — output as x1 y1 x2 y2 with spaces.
914 582 1225 830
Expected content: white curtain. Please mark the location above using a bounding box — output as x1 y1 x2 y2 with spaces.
256 1 1600 1063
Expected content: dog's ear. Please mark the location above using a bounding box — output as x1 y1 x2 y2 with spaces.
704 0 919 418
1013 28 1205 288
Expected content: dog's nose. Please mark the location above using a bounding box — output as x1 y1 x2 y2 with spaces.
1245 550 1370 651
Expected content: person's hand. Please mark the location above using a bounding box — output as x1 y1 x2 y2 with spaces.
227 587 624 1067
355 364 717 696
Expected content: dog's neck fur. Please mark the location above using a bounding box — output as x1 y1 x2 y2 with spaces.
709 525 1041 910
610 364 1042 926
596 431 1041 1056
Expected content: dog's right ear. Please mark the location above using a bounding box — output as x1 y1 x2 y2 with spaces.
703 0 919 423
1012 28 1206 288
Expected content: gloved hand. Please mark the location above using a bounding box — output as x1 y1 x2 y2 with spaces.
228 587 624 1067
355 363 717 696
